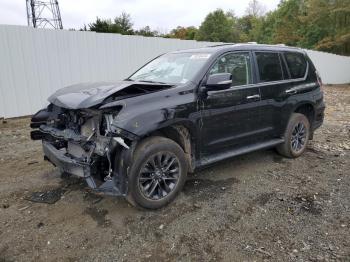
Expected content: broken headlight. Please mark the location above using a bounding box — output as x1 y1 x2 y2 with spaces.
100 113 138 141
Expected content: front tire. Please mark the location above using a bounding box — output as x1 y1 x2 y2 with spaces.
277 113 310 158
127 136 188 209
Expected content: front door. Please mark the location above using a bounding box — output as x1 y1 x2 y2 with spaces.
200 52 264 155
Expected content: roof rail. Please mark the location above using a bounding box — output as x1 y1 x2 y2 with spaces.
208 43 235 47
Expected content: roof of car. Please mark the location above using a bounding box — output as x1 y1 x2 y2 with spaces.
171 43 305 54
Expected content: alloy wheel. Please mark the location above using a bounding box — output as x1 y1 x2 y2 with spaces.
138 152 180 200
291 122 307 153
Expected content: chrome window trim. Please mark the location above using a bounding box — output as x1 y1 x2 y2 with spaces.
208 71 310 94
254 51 309 84
207 50 310 95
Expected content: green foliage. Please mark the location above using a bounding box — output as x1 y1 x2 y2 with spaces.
88 17 110 33
167 26 199 40
237 15 264 42
196 9 239 42
257 0 350 55
271 0 305 46
88 13 134 35
109 13 134 35
134 26 158 37
304 0 350 55
86 0 350 55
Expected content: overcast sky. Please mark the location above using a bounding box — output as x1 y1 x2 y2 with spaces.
1 0 280 32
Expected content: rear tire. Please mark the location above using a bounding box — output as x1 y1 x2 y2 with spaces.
277 113 310 158
127 136 188 209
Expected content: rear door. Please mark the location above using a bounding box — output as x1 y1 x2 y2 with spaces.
256 51 312 137
253 51 294 138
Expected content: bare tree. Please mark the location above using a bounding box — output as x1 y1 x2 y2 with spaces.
245 0 267 17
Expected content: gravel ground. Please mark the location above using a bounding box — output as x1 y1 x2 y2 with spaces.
0 85 349 262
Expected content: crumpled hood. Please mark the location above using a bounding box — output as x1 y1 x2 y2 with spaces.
48 81 171 109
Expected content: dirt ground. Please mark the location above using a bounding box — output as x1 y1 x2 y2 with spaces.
0 85 349 262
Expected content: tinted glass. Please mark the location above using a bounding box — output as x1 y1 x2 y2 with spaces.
281 56 290 79
256 52 283 82
209 52 252 86
285 52 307 79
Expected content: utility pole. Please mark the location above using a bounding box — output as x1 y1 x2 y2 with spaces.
26 0 63 29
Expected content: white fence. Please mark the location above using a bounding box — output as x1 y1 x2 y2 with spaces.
0 25 216 118
306 50 350 85
0 25 349 118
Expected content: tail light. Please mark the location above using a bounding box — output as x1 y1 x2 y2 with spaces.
316 71 323 90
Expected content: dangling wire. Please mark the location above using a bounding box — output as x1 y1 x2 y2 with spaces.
104 136 114 181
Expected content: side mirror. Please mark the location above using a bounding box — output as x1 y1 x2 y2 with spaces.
205 73 232 91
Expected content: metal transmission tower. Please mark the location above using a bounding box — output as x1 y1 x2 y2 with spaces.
26 0 63 29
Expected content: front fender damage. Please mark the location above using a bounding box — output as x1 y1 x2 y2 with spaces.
31 82 193 197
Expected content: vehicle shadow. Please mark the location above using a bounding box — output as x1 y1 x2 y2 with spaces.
35 147 286 219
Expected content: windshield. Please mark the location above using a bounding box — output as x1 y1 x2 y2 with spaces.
128 52 211 84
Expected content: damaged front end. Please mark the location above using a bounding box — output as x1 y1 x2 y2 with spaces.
30 104 138 196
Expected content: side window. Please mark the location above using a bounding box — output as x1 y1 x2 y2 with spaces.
255 52 283 82
209 52 252 86
284 52 307 79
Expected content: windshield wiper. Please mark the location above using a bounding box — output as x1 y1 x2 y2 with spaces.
137 80 168 84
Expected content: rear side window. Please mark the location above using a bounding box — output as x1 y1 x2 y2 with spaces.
255 52 283 82
284 52 307 79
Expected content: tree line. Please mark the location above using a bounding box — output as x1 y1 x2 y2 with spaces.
84 0 350 55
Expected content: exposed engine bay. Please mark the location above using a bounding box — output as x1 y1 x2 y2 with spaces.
30 104 135 195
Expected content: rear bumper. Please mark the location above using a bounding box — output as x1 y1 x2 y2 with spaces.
312 101 325 131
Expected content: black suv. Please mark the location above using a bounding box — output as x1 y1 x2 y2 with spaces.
31 44 325 209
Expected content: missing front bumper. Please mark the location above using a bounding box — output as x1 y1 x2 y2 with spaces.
42 141 124 196
43 141 91 178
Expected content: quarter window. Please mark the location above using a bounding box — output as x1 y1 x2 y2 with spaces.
256 52 283 82
209 52 252 86
284 52 307 79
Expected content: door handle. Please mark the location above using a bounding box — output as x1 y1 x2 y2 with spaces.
286 89 297 94
246 94 260 100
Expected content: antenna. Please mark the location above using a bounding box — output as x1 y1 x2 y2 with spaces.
26 0 63 29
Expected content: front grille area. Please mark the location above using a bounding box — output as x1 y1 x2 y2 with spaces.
45 105 99 139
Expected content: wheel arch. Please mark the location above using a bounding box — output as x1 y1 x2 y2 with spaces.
144 123 196 172
293 102 316 127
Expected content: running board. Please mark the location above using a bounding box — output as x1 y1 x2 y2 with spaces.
199 138 284 167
